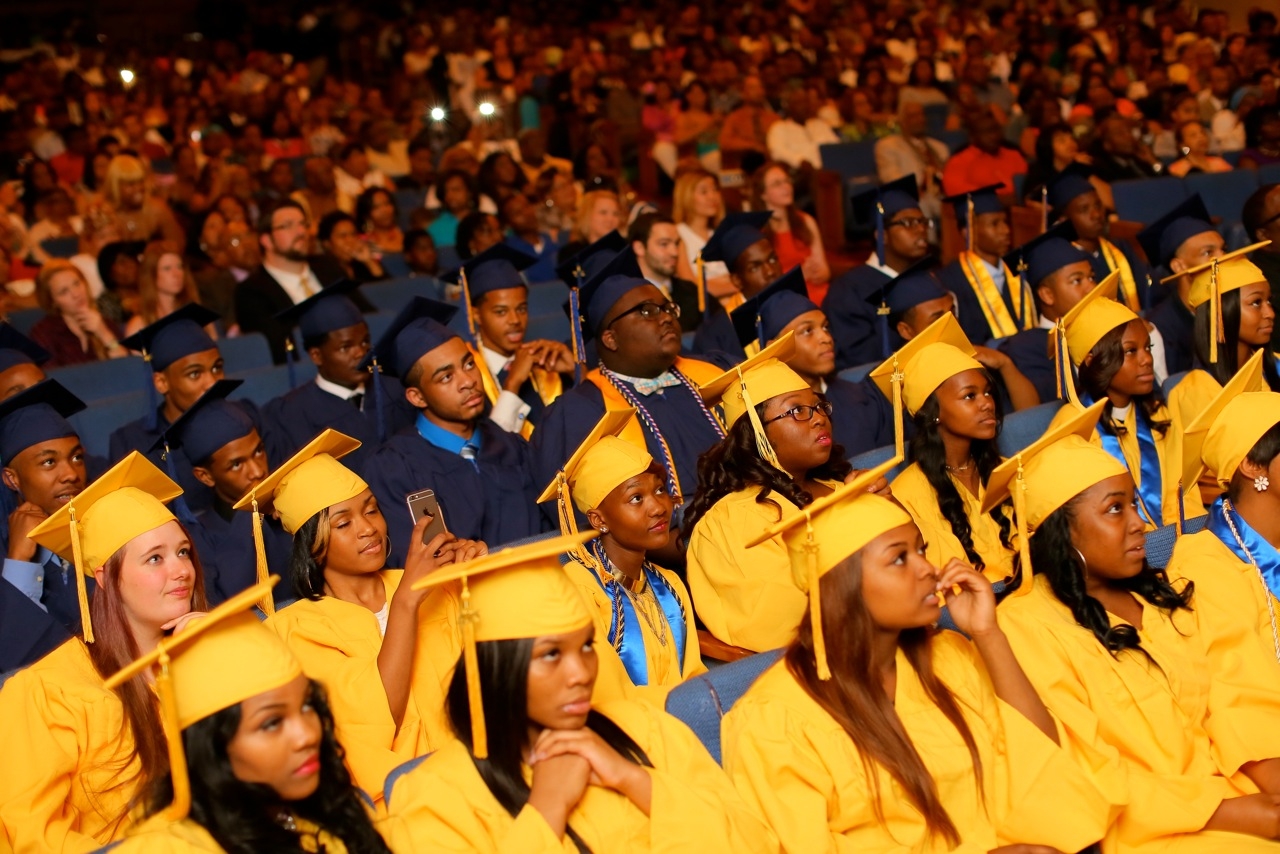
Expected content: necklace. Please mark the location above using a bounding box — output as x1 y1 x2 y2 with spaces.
593 542 668 647
944 458 974 473
1220 498 1280 663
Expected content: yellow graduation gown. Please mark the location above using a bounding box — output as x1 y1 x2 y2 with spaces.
720 633 1110 853
0 639 141 853
891 462 1015 582
1167 528 1280 667
564 559 707 704
685 485 830 652
1048 402 1204 530
110 814 356 853
379 698 779 853
999 577 1280 853
267 570 460 801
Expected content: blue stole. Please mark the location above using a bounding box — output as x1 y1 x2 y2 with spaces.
1086 396 1163 526
1207 496 1280 600
580 545 688 686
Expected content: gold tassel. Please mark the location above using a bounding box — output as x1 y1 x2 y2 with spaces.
1209 259 1221 365
805 516 830 680
556 473 593 567
695 254 706 314
1040 186 1048 233
459 579 487 758
157 650 192 820
740 371 784 472
966 196 974 254
1010 457 1034 598
461 269 476 339
69 505 93 644
891 357 905 461
250 499 275 617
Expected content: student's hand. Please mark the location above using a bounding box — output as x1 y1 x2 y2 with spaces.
936 558 998 638
527 339 576 373
433 537 487 566
843 469 892 498
6 501 47 562
531 728 652 812
399 521 455 603
1205 794 1280 840
162 611 209 634
503 345 537 392
972 345 1011 372
527 751 592 835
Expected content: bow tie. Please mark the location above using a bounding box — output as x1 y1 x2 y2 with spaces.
629 372 683 396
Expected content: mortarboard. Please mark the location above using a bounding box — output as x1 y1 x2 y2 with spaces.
119 304 222 431
557 232 630 381
0 378 84 464
729 267 814 351
1182 348 1275 493
443 243 537 339
275 279 365 342
152 379 255 467
873 257 946 358
1169 241 1271 364
1046 164 1098 214
0 322 50 374
576 247 651 340
851 175 921 266
1003 221 1088 288
943 183 1005 252
1061 270 1137 367
698 211 775 314
1135 195 1214 268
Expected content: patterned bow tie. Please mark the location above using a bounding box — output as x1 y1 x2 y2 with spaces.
629 372 683 396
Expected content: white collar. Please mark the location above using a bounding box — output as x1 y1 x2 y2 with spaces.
478 340 513 376
315 373 363 400
1037 315 1056 330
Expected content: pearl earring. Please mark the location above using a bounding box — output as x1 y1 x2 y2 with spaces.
1255 475 1270 492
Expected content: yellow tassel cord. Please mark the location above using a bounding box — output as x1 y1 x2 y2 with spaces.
891 358 905 461
69 505 93 643
695 254 706 314
1053 321 1082 408
249 499 275 616
459 579 487 759
461 268 476 339
805 515 830 680
740 370 784 472
1010 457 1034 598
1209 260 1221 365
1040 186 1048 233
157 650 192 821
556 473 594 567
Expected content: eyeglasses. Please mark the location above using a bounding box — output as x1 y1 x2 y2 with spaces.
763 400 834 424
887 216 930 230
608 300 681 326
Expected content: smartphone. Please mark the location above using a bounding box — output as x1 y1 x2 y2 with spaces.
406 489 448 544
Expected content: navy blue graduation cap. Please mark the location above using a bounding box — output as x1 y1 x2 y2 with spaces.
0 322 50 374
943 183 1005 232
555 231 628 287
119 303 221 430
360 296 460 441
871 257 942 357
1135 195 1214 269
152 379 255 467
1003 221 1087 287
851 175 921 266
0 379 84 464
577 247 651 341
730 267 815 350
699 211 774 314
1046 164 1097 214
275 280 366 390
444 243 536 340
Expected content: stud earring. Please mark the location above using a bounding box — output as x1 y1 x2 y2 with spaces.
600 525 610 534
1255 475 1270 492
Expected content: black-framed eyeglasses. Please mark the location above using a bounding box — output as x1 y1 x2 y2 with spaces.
1260 209 1280 231
887 216 929 230
764 400 834 424
608 300 681 326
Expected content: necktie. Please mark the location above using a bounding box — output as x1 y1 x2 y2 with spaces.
299 270 316 298
630 372 683 396
351 393 364 411
459 443 479 470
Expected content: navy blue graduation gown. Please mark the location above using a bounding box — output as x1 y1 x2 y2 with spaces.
187 502 296 606
825 376 894 459
531 376 726 528
690 301 746 368
824 266 888 370
0 577 68 672
1085 240 1151 308
364 419 542 565
998 328 1057 404
1146 293 1196 376
261 375 416 478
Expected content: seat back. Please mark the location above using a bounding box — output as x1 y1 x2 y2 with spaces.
228 364 298 407
218 333 273 374
69 391 149 459
664 649 784 764
1144 514 1209 569
997 401 1062 458
8 307 44 335
380 252 411 279
1162 371 1189 397
837 361 877 384
1184 170 1259 227
40 236 80 259
363 277 444 314
1257 162 1280 187
526 311 569 343
383 754 431 806
394 188 427 230
1111 177 1188 224
48 356 151 403
526 280 567 315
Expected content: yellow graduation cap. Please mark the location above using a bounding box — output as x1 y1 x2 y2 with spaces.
1062 270 1137 366
1182 348 1276 491
29 451 183 644
104 578 298 822
232 428 366 616
980 401 1125 596
698 331 808 472
745 459 905 680
411 531 597 759
1163 241 1271 364
868 313 982 458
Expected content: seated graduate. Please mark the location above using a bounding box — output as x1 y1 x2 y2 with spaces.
996 223 1099 403
1171 351 1280 664
263 279 416 476
1166 244 1280 435
825 176 932 370
363 296 542 561
531 247 726 526
105 579 393 854
246 429 485 800
553 230 629 370
689 210 781 364
1053 271 1202 529
0 453 210 852
685 337 876 652
0 322 50 401
539 409 705 699
1047 164 1151 313
0 381 93 647
157 379 294 605
108 304 230 513
451 243 575 437
936 184 1039 347
378 533 780 853
987 403 1280 852
721 465 1110 854
1137 195 1224 376
883 260 1042 413
870 314 1016 584
730 267 893 457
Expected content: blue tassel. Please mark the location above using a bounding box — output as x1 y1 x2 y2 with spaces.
160 441 198 526
874 202 886 267
370 360 387 443
569 285 586 384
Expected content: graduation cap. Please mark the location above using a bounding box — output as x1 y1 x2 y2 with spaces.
274 279 365 342
103 578 297 821
1172 240 1270 364
0 322 50 374
359 295 458 440
555 231 628 287
1003 221 1088 288
411 531 598 758
29 452 184 643
1135 195 1214 269
443 244 537 339
869 257 945 359
1061 271 1135 367
151 379 254 467
1045 164 1098 215
729 267 816 351
697 211 775 313
576 247 651 340
942 183 1005 249
120 304 222 431
851 175 921 266
0 378 84 463
1182 348 1273 495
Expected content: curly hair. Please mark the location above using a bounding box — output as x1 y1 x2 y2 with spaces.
683 405 852 538
1193 289 1280 390
908 385 1012 570
1030 497 1193 656
1078 321 1170 436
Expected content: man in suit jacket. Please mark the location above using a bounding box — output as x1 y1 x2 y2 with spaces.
235 200 347 363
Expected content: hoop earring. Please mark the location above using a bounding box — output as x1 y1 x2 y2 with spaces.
1255 475 1270 492
1073 547 1088 576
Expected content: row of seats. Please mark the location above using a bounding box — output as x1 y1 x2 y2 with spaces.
1110 164 1280 234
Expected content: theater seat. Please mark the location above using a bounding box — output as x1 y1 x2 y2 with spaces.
380 252 411 278
8 307 43 336
1185 170 1259 227
68 391 149 459
997 401 1062 458
1111 177 1188 225
218 333 273 374
527 280 567 315
526 311 569 343
1144 515 1209 569
228 364 295 407
384 754 431 806
1162 371 1189 397
47 356 151 403
1258 162 1280 187
837 362 877 384
364 277 443 314
664 649 783 764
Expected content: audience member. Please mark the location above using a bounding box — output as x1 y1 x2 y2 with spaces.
875 101 950 220
29 260 126 367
